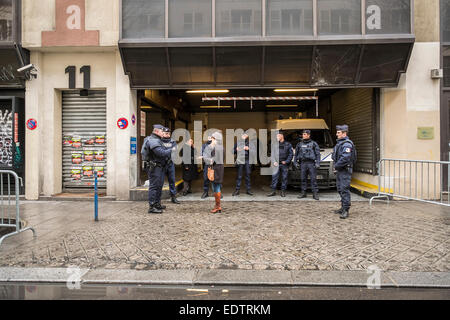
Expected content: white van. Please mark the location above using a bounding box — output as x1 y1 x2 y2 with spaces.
271 119 336 189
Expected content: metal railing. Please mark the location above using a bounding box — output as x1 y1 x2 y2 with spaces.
370 159 450 207
0 170 36 247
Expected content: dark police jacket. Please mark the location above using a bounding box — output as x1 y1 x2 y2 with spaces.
332 137 355 171
141 134 173 167
234 138 256 165
272 140 293 165
295 139 321 164
162 138 177 166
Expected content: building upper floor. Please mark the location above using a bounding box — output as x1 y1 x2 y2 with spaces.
0 0 438 49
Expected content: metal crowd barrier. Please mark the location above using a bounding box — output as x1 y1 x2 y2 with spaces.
0 170 36 246
370 159 450 207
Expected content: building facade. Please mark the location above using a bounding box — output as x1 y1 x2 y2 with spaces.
4 0 446 200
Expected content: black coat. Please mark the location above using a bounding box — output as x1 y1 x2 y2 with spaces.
181 144 199 181
203 144 224 184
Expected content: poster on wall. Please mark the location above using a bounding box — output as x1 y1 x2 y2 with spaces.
63 132 107 187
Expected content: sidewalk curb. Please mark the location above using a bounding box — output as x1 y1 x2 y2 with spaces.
0 268 449 289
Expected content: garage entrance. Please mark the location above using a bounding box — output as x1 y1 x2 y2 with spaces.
135 87 380 199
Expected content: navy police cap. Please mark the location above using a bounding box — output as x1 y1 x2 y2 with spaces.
336 125 349 132
153 124 165 130
302 130 311 135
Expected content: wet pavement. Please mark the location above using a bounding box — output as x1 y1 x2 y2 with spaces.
0 199 448 273
1 282 449 300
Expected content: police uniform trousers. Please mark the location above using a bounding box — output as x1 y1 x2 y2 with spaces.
336 168 352 210
236 162 251 191
270 163 289 191
301 160 318 193
147 166 165 206
165 162 177 196
203 165 211 193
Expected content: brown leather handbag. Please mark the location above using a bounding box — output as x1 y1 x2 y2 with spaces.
207 166 215 182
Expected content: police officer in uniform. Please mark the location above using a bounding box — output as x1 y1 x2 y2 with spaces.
232 131 255 196
201 136 213 199
162 127 180 204
267 132 293 198
295 130 321 200
332 125 356 219
141 124 175 214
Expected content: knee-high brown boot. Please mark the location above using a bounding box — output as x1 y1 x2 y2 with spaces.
211 192 222 214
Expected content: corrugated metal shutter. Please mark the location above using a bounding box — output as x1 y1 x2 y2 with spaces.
331 88 376 174
62 90 107 189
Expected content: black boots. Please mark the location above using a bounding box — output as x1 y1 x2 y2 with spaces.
313 192 320 201
232 190 240 196
280 190 286 197
155 203 166 210
298 192 307 199
340 209 349 219
201 191 209 199
148 205 163 214
246 190 254 196
171 195 180 204
267 190 276 197
334 208 343 215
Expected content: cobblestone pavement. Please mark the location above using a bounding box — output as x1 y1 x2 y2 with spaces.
0 200 449 272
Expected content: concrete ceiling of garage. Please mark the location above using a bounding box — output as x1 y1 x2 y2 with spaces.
165 88 339 113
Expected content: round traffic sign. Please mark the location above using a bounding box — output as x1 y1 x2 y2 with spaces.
26 119 38 130
117 118 128 130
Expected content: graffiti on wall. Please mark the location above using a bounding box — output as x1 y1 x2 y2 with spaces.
0 108 13 167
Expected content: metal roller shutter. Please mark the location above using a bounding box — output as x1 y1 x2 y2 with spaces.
331 88 378 174
62 90 107 189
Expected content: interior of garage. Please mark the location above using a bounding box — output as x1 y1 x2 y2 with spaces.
135 87 380 197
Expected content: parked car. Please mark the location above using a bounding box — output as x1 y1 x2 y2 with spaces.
270 119 336 189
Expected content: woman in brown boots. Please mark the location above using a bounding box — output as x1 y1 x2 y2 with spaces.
203 132 224 214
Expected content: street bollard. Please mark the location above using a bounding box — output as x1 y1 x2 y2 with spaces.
94 171 98 222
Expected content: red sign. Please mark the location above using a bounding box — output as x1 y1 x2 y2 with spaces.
42 0 99 47
26 119 38 130
117 118 128 130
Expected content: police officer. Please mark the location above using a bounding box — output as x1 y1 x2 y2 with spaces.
295 130 321 200
267 132 293 198
162 127 180 204
141 124 175 214
232 131 255 196
201 136 213 199
332 125 356 219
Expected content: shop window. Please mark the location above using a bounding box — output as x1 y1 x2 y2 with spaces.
443 0 450 42
0 0 12 41
366 0 411 35
318 0 361 35
169 0 211 38
266 0 313 36
122 0 165 39
216 0 262 37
